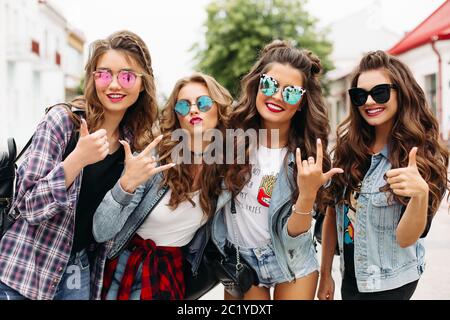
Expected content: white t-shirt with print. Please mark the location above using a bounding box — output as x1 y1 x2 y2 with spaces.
224 144 288 248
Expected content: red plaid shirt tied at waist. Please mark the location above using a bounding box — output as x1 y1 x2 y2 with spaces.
101 234 185 300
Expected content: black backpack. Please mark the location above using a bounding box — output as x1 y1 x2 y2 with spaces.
0 103 83 238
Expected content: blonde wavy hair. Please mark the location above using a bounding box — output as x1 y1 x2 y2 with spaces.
83 30 158 151
158 73 233 218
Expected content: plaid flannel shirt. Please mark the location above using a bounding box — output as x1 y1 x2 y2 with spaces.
0 105 131 300
101 234 185 300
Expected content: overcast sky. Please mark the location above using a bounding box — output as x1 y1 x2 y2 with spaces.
51 0 445 96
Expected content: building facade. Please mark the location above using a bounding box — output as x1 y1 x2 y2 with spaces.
388 0 450 141
0 0 85 150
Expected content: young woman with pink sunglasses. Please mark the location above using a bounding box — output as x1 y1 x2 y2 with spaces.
0 30 168 300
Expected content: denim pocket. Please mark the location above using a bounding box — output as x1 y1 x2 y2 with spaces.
370 192 405 269
370 192 401 231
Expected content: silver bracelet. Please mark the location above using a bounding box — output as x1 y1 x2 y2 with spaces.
292 204 314 216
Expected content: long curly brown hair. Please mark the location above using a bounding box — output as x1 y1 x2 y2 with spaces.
83 30 158 151
224 40 332 213
158 73 233 218
328 50 449 216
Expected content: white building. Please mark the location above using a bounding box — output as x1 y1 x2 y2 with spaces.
0 0 85 150
64 27 85 100
325 2 401 138
388 0 450 141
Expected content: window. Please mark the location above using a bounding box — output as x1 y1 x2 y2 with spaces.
425 73 437 116
55 51 61 66
31 39 40 56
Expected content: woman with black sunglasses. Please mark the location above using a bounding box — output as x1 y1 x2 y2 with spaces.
92 73 232 300
318 50 449 300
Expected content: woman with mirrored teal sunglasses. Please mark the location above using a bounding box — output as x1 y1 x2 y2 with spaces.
210 40 342 300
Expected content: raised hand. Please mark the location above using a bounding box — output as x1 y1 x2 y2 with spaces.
119 135 176 193
386 147 429 198
296 138 343 198
73 119 109 167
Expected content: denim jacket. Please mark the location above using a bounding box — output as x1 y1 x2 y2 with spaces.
92 171 210 278
335 145 425 292
211 152 318 281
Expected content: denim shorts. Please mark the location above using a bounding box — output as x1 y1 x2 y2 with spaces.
226 240 318 288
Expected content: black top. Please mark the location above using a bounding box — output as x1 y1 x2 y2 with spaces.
343 203 357 283
71 145 124 254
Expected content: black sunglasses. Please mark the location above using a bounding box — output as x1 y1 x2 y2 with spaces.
348 84 397 107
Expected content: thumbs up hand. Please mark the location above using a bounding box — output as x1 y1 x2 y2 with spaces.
119 135 176 194
385 147 429 198
73 119 109 167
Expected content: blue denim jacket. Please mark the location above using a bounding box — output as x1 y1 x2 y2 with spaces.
211 152 318 281
92 171 209 277
335 145 425 292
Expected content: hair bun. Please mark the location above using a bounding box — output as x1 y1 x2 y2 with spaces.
261 39 292 55
306 50 322 74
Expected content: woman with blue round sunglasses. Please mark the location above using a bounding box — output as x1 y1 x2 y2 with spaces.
92 73 233 300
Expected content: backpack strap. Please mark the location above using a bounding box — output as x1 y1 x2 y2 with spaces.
62 131 79 161
14 137 33 163
7 138 16 166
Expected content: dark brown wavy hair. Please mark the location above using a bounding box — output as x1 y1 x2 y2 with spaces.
224 40 332 213
158 73 233 218
83 30 158 151
328 50 449 216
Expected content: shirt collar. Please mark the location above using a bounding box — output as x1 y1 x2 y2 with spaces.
373 144 389 158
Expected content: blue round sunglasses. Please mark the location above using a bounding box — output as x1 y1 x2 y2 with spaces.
174 95 214 116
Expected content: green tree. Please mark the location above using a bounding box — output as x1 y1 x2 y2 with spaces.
76 77 85 95
193 0 333 97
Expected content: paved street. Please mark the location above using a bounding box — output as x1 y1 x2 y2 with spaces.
201 197 450 300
